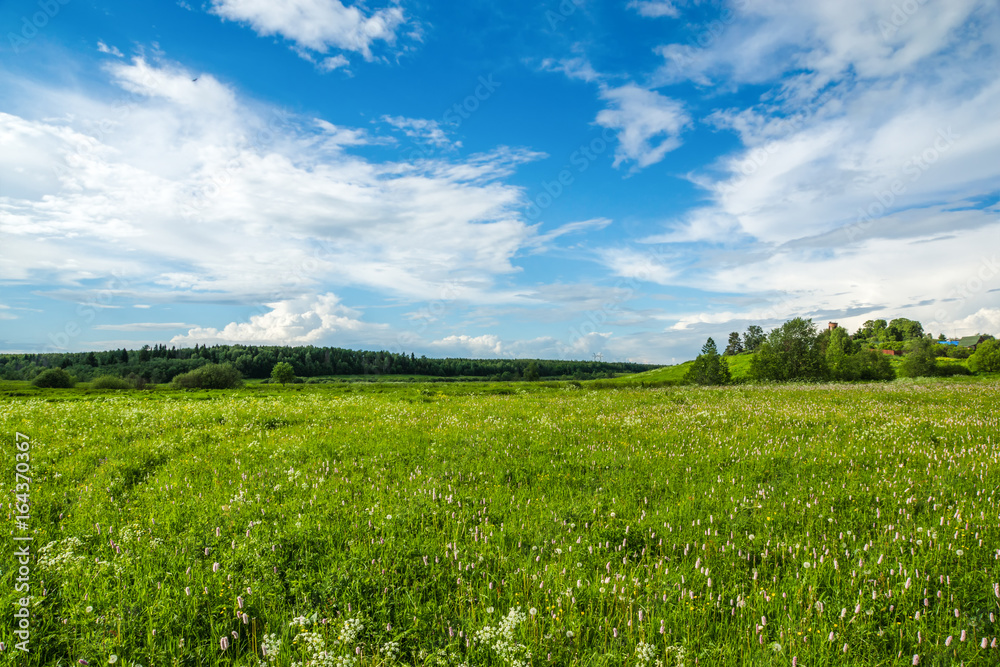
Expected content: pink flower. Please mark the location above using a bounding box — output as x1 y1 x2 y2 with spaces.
220 637 229 651
945 636 953 647
912 655 919 665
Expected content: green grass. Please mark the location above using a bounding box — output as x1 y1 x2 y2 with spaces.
592 354 756 387
1 380 999 666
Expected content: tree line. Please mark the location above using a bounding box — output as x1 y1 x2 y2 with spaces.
1 344 656 385
687 318 999 385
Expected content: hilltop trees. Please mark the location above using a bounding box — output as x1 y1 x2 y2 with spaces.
685 338 732 385
724 332 744 356
749 318 827 382
743 325 765 352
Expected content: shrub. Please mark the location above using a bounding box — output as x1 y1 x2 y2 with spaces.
946 346 973 359
170 363 243 389
91 375 132 390
898 338 937 378
32 368 76 388
968 339 1000 373
934 364 972 377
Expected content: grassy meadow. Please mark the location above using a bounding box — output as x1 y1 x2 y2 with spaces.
2 378 999 666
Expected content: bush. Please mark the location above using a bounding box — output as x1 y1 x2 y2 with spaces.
32 368 76 388
91 375 132 390
934 364 972 377
899 338 937 378
969 339 1000 373
946 346 973 359
170 363 243 389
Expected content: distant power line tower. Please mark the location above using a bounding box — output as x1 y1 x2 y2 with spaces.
592 352 604 362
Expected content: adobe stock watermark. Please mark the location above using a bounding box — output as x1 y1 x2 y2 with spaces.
179 110 292 220
52 62 162 185
878 0 930 40
398 74 501 163
544 0 585 30
525 127 617 220
933 254 1000 324
386 281 464 358
13 432 33 652
567 246 676 347
42 271 130 353
716 114 806 197
6 0 70 54
659 0 752 68
845 127 958 242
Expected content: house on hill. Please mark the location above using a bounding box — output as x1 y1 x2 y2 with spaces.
957 335 989 351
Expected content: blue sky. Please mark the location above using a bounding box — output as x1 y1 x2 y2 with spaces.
1 0 998 363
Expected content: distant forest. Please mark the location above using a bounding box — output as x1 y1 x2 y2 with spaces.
0 344 657 384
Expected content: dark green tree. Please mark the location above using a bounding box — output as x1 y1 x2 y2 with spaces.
969 339 1000 373
32 368 76 388
743 325 766 352
685 338 731 385
271 361 295 385
887 318 924 341
825 326 854 380
749 318 826 382
523 360 540 381
724 332 744 356
898 338 937 378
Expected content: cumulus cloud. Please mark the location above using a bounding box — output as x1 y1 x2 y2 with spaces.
171 293 387 345
595 84 690 171
209 0 407 63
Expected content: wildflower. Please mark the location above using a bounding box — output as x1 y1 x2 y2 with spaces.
960 630 966 642
108 657 118 665
86 606 93 613
955 549 964 556
945 636 953 647
566 631 574 638
220 636 229 651
912 655 920 665
529 608 537 616
79 661 89 666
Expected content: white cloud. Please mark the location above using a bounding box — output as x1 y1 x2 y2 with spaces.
530 217 612 248
539 56 600 83
595 84 690 170
97 41 124 57
319 55 350 72
381 115 457 149
929 308 1000 338
627 1 681 18
209 0 406 62
171 293 387 345
0 56 544 308
430 334 504 357
94 322 195 331
652 0 987 88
